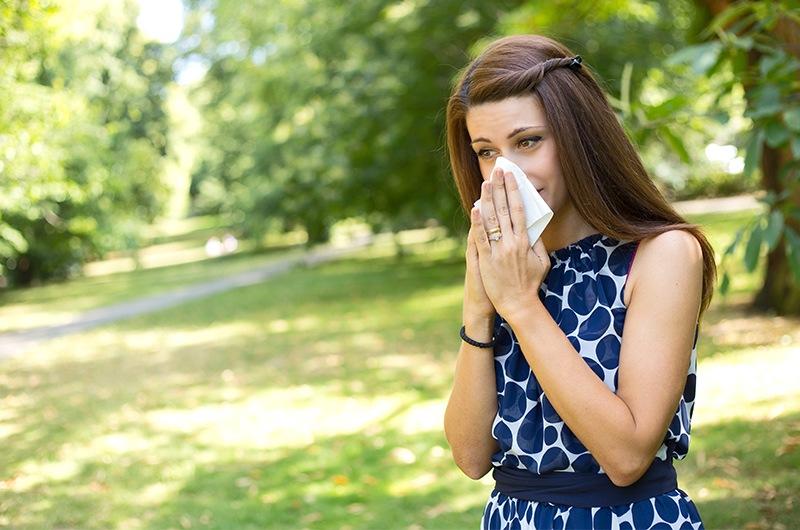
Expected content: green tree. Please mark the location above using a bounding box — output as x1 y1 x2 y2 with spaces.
184 0 526 243
663 0 800 314
185 0 730 247
0 0 174 287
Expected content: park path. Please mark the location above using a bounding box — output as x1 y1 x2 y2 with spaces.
0 237 373 359
0 193 761 359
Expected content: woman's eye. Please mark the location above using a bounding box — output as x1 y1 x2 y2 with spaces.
475 136 542 159
519 136 542 147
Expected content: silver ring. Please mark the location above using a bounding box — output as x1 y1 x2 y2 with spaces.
488 232 503 242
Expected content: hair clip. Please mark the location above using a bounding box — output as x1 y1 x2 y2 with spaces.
568 55 583 70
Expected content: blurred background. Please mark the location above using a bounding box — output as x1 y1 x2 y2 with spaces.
0 0 798 528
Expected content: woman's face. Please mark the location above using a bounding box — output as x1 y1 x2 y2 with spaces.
465 94 568 214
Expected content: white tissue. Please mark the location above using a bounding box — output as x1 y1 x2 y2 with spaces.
473 156 553 245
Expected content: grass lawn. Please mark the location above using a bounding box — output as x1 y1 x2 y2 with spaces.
0 210 798 529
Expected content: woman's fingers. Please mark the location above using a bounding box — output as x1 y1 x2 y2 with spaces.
503 170 527 238
480 168 501 235
471 206 491 255
466 211 478 258
491 170 514 238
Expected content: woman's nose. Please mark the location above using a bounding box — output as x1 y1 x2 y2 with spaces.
501 156 530 177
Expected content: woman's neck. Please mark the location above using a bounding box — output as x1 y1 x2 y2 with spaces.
540 202 597 252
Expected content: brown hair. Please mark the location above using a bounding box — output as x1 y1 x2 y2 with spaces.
445 34 716 321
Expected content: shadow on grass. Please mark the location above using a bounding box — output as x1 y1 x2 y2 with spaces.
683 412 800 529
5 406 797 529
145 428 483 530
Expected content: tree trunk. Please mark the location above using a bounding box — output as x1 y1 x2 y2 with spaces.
753 136 800 314
698 0 800 315
304 217 331 246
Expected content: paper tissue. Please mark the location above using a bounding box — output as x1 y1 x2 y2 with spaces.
473 156 553 245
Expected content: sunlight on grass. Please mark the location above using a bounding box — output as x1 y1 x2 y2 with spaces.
400 284 464 313
695 345 800 425
388 400 448 436
147 389 407 449
14 459 81 491
15 321 260 367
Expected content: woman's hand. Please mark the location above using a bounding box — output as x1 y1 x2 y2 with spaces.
464 209 495 321
471 167 551 318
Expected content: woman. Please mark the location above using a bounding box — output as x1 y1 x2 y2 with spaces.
442 34 716 529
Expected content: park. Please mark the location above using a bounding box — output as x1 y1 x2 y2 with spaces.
1 0 798 528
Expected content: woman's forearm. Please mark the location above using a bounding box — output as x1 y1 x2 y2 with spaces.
504 301 650 486
443 314 500 479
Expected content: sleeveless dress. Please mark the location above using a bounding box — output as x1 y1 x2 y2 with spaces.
481 232 704 530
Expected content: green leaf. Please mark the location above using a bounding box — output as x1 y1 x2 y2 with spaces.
724 225 748 256
793 136 800 159
777 160 800 187
744 129 764 178
719 270 730 295
786 226 800 251
700 2 755 39
647 95 688 120
763 210 784 251
757 85 782 107
744 224 763 272
729 34 754 51
746 104 783 120
665 42 723 76
727 11 760 37
784 107 800 132
765 120 790 147
0 225 29 253
708 110 730 125
759 52 785 78
619 61 633 117
745 84 783 119
661 127 691 164
786 227 800 281
788 246 800 282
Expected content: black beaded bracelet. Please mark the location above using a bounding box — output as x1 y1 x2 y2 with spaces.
460 325 495 348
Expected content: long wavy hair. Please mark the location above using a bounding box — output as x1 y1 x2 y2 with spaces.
445 34 717 321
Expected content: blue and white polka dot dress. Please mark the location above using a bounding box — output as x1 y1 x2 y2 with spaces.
481 233 704 529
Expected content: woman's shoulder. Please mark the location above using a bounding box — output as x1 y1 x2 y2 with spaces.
634 229 703 262
625 229 704 306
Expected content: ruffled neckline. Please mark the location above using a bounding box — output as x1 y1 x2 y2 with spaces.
547 232 605 256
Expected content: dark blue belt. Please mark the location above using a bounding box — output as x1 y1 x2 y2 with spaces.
492 458 677 508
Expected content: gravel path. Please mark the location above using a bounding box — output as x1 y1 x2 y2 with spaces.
0 237 372 359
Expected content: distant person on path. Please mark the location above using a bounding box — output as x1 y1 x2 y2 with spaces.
442 34 717 529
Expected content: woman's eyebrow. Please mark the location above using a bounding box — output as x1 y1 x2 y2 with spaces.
470 125 547 144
